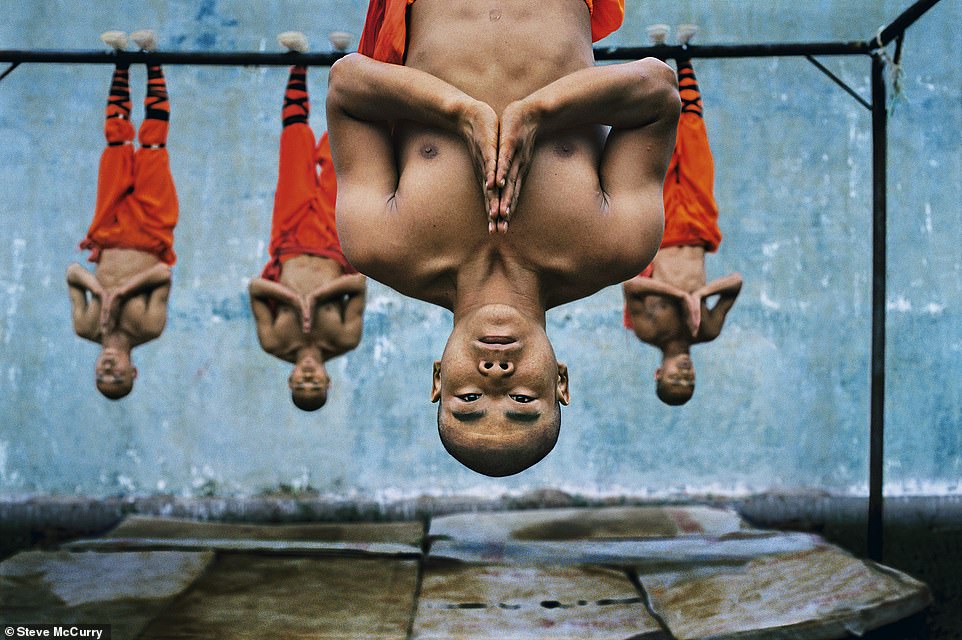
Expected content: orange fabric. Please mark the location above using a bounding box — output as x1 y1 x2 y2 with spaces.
586 0 625 42
261 127 357 281
81 117 178 265
661 111 721 253
359 0 624 64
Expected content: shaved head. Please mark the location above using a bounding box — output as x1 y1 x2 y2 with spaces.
438 402 561 476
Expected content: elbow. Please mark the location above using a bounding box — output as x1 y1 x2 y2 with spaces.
635 58 681 121
327 53 366 112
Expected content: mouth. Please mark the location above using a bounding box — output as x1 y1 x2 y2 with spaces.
476 336 519 352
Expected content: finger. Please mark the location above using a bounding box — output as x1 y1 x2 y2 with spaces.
484 144 498 192
501 155 523 221
509 176 522 229
496 137 514 191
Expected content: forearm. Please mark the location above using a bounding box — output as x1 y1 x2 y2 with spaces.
523 59 679 134
66 263 103 296
623 276 687 301
115 264 172 299
328 54 477 135
249 278 301 308
696 273 743 300
308 274 367 305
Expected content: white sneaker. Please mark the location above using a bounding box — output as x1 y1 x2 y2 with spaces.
278 31 309 53
100 31 128 51
328 31 353 52
646 24 670 45
130 29 157 52
676 24 698 45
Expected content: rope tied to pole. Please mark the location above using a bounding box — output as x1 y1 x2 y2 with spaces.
873 26 907 115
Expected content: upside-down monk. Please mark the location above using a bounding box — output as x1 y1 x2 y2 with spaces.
68 30 177 400
328 0 680 474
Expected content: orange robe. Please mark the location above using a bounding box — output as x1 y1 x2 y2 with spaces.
81 117 178 265
358 0 625 64
261 127 357 281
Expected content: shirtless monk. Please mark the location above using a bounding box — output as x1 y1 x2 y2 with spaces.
622 53 742 406
327 0 680 475
248 33 366 412
67 31 176 400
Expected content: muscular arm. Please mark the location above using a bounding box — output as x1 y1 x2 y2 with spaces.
330 280 367 352
498 58 681 228
623 275 700 336
101 264 172 335
248 278 295 355
327 53 500 251
694 273 743 342
305 273 367 333
66 263 103 342
134 281 171 342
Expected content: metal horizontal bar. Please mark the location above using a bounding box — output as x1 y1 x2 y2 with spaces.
0 40 875 68
594 41 872 60
0 50 347 66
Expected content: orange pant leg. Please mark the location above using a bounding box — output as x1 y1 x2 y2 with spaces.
660 60 721 252
80 66 137 262
128 144 179 265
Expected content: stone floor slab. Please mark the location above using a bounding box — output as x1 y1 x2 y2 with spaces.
137 554 418 639
638 545 932 640
0 550 213 639
412 561 668 640
430 506 748 543
67 516 423 556
430 531 821 569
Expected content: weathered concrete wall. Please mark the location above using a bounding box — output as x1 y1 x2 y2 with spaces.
0 0 958 499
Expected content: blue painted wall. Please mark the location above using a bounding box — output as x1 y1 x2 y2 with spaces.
0 0 958 499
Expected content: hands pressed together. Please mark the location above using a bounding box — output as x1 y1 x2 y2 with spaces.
459 98 540 234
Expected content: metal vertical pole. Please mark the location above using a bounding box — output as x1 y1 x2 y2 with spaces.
868 52 887 563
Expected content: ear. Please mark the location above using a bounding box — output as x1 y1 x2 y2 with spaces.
556 362 570 406
654 367 662 381
132 366 138 380
430 360 441 403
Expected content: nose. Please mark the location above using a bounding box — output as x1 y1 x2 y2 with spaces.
478 359 514 377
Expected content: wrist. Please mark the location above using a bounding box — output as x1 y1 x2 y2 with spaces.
456 98 491 138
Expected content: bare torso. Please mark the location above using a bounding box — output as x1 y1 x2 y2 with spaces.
368 0 643 310
93 248 168 347
95 248 161 288
649 246 707 292
271 256 355 361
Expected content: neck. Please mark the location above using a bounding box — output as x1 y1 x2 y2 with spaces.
296 345 324 363
102 332 132 353
661 338 691 359
452 260 546 327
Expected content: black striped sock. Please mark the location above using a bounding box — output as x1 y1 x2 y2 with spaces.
145 64 170 121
